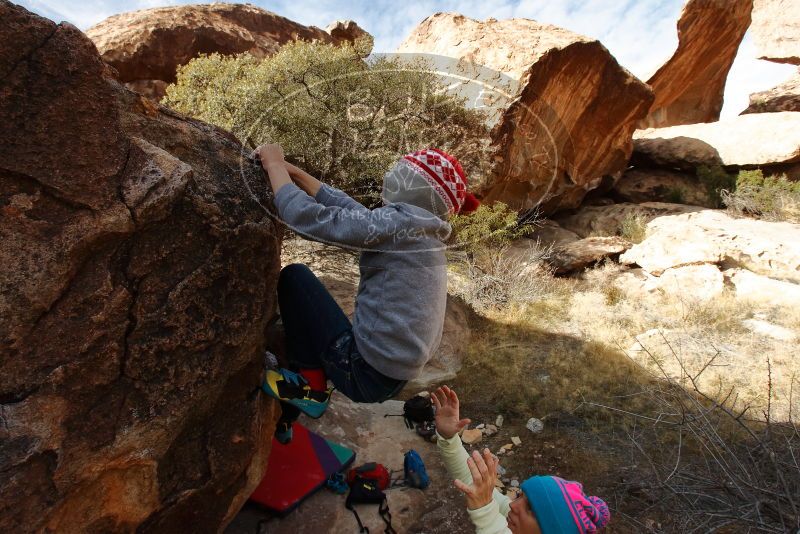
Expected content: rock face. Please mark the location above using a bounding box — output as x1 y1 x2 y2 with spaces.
742 68 800 113
723 268 800 308
619 210 800 282
397 13 654 214
751 0 800 64
611 264 725 302
325 19 371 45
0 3 282 533
529 220 581 248
652 264 725 301
642 0 752 128
611 168 712 206
549 237 631 274
86 3 371 100
632 111 800 173
555 202 700 238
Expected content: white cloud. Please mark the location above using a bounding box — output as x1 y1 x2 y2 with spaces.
15 0 799 119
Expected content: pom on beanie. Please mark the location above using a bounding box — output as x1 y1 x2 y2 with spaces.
521 476 610 533
382 148 479 217
460 192 481 214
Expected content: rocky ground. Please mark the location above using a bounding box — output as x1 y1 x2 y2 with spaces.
227 396 471 534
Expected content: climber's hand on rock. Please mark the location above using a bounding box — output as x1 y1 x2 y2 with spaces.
252 143 284 170
432 385 470 440
454 448 499 510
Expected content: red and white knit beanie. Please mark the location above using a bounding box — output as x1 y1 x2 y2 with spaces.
382 148 480 218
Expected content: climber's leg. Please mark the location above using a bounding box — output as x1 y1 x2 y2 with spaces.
274 263 406 404
322 331 407 403
275 402 300 444
263 263 349 424
277 263 351 368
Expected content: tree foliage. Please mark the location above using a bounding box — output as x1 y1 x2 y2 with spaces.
163 38 491 206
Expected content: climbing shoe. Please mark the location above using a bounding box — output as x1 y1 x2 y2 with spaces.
262 368 332 419
274 420 293 445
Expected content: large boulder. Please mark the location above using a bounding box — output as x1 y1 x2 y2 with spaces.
632 111 800 175
529 220 581 248
611 264 725 302
742 67 800 113
86 3 371 100
641 0 752 128
397 13 654 214
0 3 282 532
619 210 800 282
751 0 800 64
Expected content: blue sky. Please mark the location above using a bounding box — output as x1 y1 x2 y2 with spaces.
17 0 797 117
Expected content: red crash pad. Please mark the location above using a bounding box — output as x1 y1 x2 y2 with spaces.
249 423 356 515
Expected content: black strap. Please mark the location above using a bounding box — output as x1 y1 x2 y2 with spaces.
383 413 414 430
383 413 417 429
346 493 394 534
379 498 396 534
346 499 369 534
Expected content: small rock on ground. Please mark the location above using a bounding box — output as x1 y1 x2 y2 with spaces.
461 428 484 444
526 417 544 434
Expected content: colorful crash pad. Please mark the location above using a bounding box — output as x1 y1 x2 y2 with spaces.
249 423 356 515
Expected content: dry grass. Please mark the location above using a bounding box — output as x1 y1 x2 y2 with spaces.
446 241 563 312
619 213 647 243
453 307 655 421
454 255 799 423
574 265 799 421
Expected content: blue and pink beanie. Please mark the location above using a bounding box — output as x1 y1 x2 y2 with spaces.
521 476 610 533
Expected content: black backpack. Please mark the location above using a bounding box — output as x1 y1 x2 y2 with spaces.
346 476 396 534
401 395 434 429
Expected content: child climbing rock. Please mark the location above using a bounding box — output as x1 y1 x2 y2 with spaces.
432 386 611 534
253 143 479 443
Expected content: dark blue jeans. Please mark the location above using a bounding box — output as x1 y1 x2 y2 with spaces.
277 263 406 407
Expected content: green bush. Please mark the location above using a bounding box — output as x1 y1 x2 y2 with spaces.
448 202 534 253
696 165 737 208
722 169 800 222
163 38 491 206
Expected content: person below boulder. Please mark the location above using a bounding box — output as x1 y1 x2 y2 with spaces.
432 386 611 533
253 143 479 443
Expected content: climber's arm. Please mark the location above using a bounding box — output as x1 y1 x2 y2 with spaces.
284 162 322 198
283 162 367 211
273 183 400 249
254 144 292 194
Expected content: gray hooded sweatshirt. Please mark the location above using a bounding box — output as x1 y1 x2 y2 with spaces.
274 182 451 380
